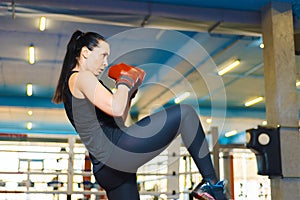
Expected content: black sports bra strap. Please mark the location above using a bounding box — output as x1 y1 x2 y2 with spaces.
65 70 78 83
70 70 79 74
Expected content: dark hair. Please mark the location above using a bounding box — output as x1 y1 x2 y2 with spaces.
52 30 105 104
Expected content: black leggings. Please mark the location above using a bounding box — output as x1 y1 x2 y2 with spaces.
94 104 217 199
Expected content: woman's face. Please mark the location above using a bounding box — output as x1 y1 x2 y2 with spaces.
85 40 110 76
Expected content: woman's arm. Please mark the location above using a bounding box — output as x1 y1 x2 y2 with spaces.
122 98 133 122
76 71 130 117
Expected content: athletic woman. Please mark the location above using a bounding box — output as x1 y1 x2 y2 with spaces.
52 30 227 200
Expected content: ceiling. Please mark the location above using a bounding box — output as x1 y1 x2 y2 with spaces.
0 0 299 138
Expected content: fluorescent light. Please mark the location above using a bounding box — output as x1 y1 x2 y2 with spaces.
296 81 300 87
245 96 264 107
217 59 240 76
27 110 33 116
206 118 212 124
26 122 32 130
174 92 190 104
39 17 47 31
26 83 33 96
28 45 35 64
225 130 238 137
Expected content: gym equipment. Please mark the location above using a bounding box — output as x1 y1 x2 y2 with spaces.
246 126 282 176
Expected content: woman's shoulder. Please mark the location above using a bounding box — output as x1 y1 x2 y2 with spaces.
76 71 99 91
77 70 95 76
77 71 98 81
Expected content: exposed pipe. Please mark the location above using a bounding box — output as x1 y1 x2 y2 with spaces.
141 14 151 27
208 20 224 34
10 0 16 18
141 2 152 27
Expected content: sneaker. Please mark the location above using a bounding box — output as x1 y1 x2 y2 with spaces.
191 180 228 200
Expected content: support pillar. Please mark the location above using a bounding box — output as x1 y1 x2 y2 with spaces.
67 136 75 200
211 126 220 179
167 136 180 199
222 151 234 199
261 2 300 199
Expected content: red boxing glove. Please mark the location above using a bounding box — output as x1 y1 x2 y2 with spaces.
134 66 146 87
129 67 146 99
108 63 145 90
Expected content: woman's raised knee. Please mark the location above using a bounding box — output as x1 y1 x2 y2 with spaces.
180 104 197 117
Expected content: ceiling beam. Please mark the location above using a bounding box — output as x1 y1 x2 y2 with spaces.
3 0 262 27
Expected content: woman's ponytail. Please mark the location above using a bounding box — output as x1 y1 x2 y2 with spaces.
52 30 84 104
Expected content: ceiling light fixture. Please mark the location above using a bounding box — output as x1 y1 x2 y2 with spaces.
217 59 240 76
27 110 33 116
206 118 212 124
39 16 47 31
174 92 190 104
26 83 33 96
28 45 35 64
26 122 32 130
225 130 238 137
296 80 300 87
245 96 264 107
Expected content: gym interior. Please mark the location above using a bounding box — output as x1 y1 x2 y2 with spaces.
0 0 300 200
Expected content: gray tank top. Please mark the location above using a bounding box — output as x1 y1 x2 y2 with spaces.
63 71 121 172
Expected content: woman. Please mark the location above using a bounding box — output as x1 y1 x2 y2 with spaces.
52 30 227 200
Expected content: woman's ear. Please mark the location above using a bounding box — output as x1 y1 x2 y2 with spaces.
81 46 89 59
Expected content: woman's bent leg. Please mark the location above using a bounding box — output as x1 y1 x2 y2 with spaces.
106 104 217 182
179 104 217 181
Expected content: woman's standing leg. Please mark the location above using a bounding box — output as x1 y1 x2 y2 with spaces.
94 166 139 200
106 174 139 200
